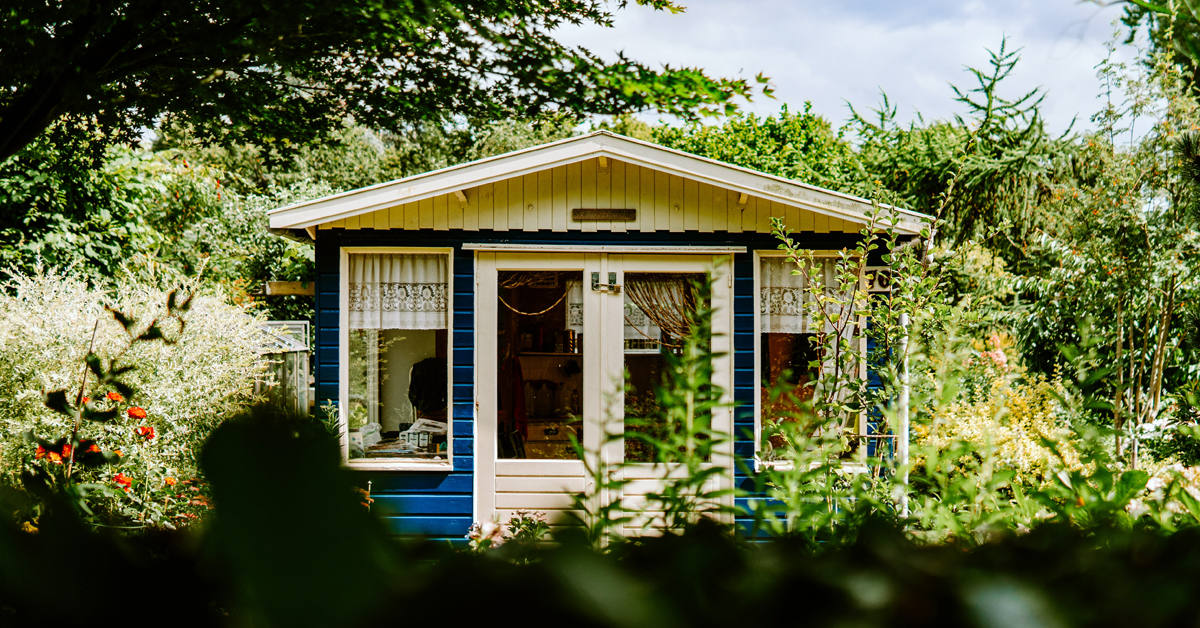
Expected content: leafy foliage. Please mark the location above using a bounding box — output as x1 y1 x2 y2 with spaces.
0 0 768 163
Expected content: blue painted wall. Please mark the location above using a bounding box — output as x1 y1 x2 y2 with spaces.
315 228 868 542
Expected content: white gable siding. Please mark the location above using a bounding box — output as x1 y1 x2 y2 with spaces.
319 158 864 234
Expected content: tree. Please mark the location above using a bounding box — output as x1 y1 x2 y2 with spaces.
0 0 768 164
651 103 861 193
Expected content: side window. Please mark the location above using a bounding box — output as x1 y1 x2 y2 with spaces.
758 255 860 453
346 252 450 462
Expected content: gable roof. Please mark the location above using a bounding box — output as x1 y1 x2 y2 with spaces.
268 130 928 234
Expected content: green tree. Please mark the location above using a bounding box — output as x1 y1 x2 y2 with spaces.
652 103 861 192
0 0 767 164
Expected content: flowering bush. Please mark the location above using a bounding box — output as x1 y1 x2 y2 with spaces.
0 267 267 527
916 363 1082 488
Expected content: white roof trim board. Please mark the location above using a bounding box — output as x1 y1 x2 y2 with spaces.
268 130 928 234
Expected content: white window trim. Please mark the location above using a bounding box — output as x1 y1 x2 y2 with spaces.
752 249 869 471
340 246 455 471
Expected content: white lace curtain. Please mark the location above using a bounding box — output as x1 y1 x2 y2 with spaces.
760 257 854 335
349 253 448 330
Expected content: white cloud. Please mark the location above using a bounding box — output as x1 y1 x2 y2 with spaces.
555 0 1140 135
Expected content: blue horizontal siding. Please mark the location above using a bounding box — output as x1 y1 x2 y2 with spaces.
383 516 474 537
373 494 472 516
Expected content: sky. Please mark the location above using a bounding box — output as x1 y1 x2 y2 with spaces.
556 0 1143 135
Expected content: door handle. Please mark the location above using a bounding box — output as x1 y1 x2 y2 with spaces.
591 272 622 294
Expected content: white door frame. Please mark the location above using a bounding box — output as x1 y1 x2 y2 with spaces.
474 251 734 527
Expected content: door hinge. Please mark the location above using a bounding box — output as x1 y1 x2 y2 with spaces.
591 272 621 294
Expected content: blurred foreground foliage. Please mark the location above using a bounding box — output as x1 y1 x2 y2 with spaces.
7 404 1200 627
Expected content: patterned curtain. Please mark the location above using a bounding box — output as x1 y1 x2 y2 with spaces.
760 257 852 334
349 253 448 330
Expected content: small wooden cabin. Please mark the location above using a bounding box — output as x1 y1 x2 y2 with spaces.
268 131 926 541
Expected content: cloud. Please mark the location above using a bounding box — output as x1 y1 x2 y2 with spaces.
556 0 1140 135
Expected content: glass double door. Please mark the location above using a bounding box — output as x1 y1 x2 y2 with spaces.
475 252 733 527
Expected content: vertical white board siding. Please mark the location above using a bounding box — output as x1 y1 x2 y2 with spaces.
523 172 538 232
799 207 815 231
711 185 728 232
478 183 494 230
493 179 509 232
449 191 465 230
683 178 699 231
669 174 684 232
742 196 758 232
307 165 879 235
418 197 434 229
463 188 478 231
625 162 641 231
654 170 670 232
610 160 627 233
551 166 568 232
403 201 419 230
698 182 713 233
508 174 524 231
784 201 799 233
640 166 656 232
581 158 598 233
596 158 612 232
725 189 741 234
566 162 582 231
433 193 449 231
537 169 553 231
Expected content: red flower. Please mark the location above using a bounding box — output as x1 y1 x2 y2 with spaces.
127 407 147 419
34 445 47 460
85 442 101 454
107 392 123 402
59 443 72 459
135 425 155 441
113 473 132 492
81 397 90 405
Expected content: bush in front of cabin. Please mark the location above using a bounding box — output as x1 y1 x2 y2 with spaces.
0 266 267 528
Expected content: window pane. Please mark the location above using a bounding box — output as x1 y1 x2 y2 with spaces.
347 253 449 461
496 271 584 460
623 272 707 463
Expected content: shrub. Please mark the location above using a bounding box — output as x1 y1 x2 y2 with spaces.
0 266 267 527
917 369 1081 488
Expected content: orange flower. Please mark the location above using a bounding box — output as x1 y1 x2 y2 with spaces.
60 443 72 459
81 397 90 404
135 425 156 441
47 451 62 464
113 473 132 492
114 449 123 457
106 392 123 402
127 407 147 419
34 445 47 460
164 477 176 486
85 443 101 454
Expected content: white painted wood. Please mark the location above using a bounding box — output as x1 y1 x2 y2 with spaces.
418 197 433 230
433 193 448 231
538 169 553 231
479 184 494 230
669 173 684 233
654 169 669 233
270 131 926 234
581 158 598 233
626 162 641 232
684 178 698 231
552 166 567 232
345 214 360 230
475 252 499 523
463 187 478 231
698 182 713 233
449 191 464 230
567 161 582 232
610 160 626 233
523 172 538 232
712 184 728 232
497 476 586 493
462 244 745 254
508 174 524 231
639 165 655 232
493 179 509 232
